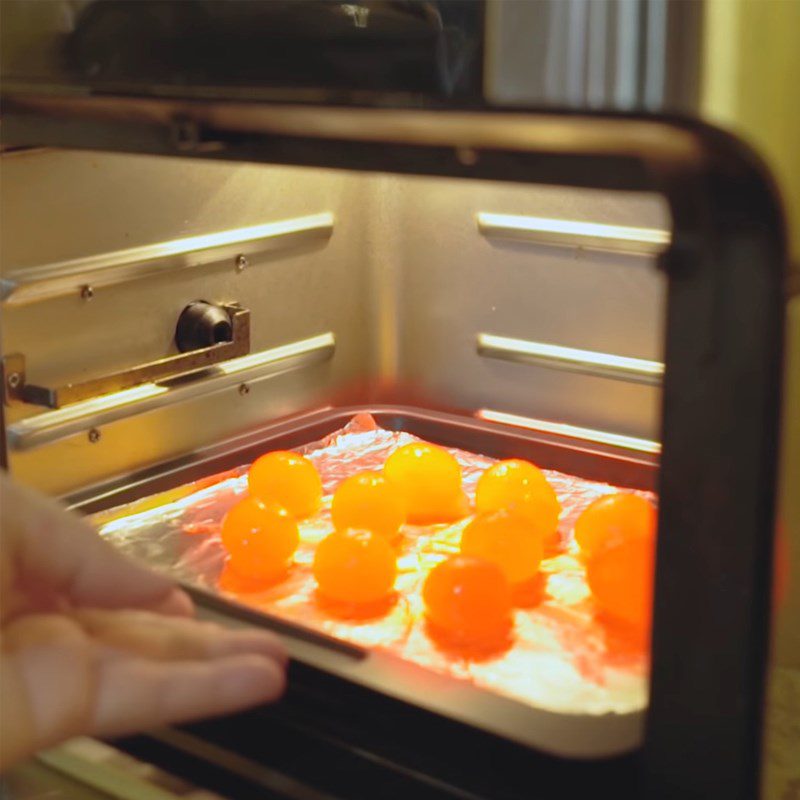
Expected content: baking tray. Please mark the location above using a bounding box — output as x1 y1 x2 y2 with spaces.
72 405 659 759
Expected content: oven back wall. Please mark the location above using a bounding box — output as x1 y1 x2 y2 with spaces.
376 173 668 439
2 151 669 497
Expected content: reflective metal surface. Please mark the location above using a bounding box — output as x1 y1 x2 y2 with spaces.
6 333 335 452
0 153 368 494
1 212 334 306
477 333 664 387
1 151 666 495
1 0 796 264
476 211 670 256
477 410 661 456
485 0 702 112
485 0 800 265
3 738 228 800
3 303 250 408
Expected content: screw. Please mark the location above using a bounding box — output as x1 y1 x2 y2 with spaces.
7 372 21 389
80 285 94 301
88 428 101 443
172 117 200 152
235 254 248 272
456 147 478 166
238 383 250 396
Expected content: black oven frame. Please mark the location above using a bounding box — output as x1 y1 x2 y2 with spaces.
1 102 786 800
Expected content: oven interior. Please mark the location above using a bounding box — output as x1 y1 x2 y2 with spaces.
1 151 673 795
1 124 786 800
2 154 667 495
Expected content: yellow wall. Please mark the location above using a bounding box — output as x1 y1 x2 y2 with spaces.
703 0 800 266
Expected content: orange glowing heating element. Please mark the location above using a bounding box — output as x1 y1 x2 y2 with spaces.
586 533 655 632
475 459 561 550
331 471 406 541
248 451 322 519
220 496 299 581
383 443 466 524
423 555 513 645
460 508 545 585
574 493 656 556
314 529 398 605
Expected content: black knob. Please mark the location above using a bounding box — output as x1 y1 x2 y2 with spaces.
175 301 233 353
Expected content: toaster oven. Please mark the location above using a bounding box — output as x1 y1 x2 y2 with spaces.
1 2 797 799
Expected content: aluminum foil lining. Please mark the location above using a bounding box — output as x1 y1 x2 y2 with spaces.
95 413 656 716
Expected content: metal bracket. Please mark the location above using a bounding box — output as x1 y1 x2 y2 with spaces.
2 303 250 409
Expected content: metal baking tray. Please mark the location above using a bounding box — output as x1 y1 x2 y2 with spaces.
71 405 658 759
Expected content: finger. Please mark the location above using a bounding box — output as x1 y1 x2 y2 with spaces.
73 609 287 666
90 653 286 739
0 474 183 615
140 588 195 618
0 612 287 771
0 614 93 770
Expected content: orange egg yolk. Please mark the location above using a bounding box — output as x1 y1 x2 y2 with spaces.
586 533 655 631
423 555 513 644
220 496 299 581
331 471 406 540
475 459 561 544
248 450 322 519
574 493 656 556
313 529 397 605
383 443 464 524
460 508 544 585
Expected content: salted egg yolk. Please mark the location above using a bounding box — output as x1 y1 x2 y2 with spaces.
221 496 299 581
423 555 513 644
248 450 322 519
586 532 655 632
383 443 464 524
331 471 406 541
313 529 397 605
460 508 544 585
475 459 560 542
574 493 656 556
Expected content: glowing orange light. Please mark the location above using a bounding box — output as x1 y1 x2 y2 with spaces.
220 496 299 581
574 493 656 556
383 443 465 524
586 533 654 632
331 471 406 541
475 459 561 546
248 450 322 519
460 508 545 585
774 525 790 610
423 555 513 645
313 529 397 605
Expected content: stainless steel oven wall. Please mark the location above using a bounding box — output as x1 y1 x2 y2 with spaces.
377 174 668 442
485 0 800 272
485 0 702 112
1 150 370 494
2 151 668 497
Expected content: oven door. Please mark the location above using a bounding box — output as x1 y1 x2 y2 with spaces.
0 4 791 800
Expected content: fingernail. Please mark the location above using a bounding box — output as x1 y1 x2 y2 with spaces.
213 631 289 667
220 656 286 706
158 588 195 617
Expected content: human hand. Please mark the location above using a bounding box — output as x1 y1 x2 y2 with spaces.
0 473 287 770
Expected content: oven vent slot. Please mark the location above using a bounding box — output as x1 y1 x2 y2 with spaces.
6 333 335 452
1 212 335 306
476 211 669 256
477 333 664 386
